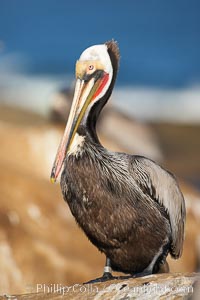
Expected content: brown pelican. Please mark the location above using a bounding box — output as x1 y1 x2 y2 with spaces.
51 41 186 281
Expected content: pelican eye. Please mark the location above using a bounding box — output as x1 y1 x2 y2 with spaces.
88 65 94 70
87 64 96 75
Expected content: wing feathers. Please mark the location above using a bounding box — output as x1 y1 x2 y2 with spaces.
132 157 186 258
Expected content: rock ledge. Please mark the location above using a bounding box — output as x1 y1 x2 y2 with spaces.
1 272 199 300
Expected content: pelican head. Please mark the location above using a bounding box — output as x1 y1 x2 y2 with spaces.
51 41 119 182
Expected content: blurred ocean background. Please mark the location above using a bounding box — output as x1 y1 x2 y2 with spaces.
0 0 200 122
1 2 200 294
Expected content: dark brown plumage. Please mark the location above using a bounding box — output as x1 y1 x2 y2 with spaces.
51 41 186 280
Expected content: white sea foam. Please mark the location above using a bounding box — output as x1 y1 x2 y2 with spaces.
113 86 200 123
0 55 72 116
0 72 71 116
0 61 200 123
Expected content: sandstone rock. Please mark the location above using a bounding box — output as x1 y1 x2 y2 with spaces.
1 273 199 300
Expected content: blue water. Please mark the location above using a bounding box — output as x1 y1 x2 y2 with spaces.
1 0 200 87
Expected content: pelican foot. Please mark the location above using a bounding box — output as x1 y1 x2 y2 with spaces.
84 272 115 284
132 270 152 278
84 273 133 284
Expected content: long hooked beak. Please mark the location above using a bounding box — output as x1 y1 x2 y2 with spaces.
50 68 109 183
